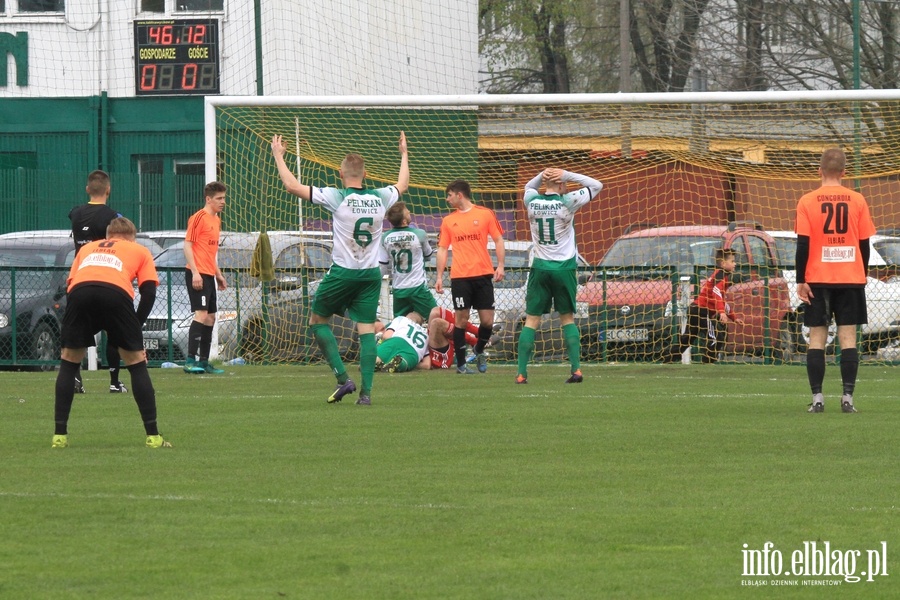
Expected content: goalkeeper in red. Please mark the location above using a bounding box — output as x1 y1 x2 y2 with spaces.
797 147 876 414
272 131 409 406
515 168 602 384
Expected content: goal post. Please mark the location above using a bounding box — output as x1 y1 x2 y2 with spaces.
205 91 900 365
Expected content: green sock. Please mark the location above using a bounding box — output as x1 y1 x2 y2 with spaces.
563 323 581 372
517 326 536 378
359 332 376 395
310 323 346 381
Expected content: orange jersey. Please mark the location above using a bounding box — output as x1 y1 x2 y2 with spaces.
438 205 503 279
795 184 876 285
185 208 221 275
68 238 158 298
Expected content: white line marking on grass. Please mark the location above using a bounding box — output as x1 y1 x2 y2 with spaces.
0 490 464 510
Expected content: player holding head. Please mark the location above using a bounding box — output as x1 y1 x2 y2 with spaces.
515 167 602 384
375 312 431 372
68 170 129 394
666 248 745 364
379 201 437 319
52 217 170 449
183 181 228 375
434 180 505 375
797 147 876 413
272 131 409 406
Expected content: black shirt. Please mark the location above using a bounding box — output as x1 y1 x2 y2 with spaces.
68 203 122 254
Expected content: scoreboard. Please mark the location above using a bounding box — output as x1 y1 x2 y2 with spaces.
134 19 220 96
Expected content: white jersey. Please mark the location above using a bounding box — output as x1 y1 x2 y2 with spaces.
378 226 433 289
311 186 400 270
386 316 429 360
524 171 602 263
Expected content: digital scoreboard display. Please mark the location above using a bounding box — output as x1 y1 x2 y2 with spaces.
134 19 220 96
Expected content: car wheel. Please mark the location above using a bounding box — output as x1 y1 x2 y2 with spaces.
32 321 60 371
239 317 265 362
775 318 797 364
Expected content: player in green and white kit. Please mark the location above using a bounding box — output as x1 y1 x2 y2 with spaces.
379 201 437 318
516 167 602 384
375 312 431 373
272 132 409 405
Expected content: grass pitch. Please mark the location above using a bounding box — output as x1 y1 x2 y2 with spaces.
1 363 898 599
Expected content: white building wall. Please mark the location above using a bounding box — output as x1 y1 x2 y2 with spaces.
0 0 477 98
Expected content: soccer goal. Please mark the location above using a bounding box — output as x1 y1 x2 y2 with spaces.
205 91 900 365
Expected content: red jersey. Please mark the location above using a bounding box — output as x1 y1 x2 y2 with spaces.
694 269 734 319
185 208 221 276
68 238 158 298
428 307 479 368
795 184 876 285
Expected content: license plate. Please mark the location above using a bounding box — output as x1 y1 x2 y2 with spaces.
143 338 159 350
605 328 649 342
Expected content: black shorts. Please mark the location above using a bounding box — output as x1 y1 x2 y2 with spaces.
450 275 495 311
803 285 868 327
185 270 218 314
61 284 144 351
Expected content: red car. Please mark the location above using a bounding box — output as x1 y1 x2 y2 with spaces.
576 224 792 362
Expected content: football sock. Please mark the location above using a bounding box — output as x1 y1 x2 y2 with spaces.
473 324 492 354
839 348 859 396
310 323 346 378
464 323 478 346
54 359 80 435
563 323 581 372
199 324 214 361
127 362 159 435
187 320 202 359
359 332 376 395
807 349 826 394
453 327 467 368
107 343 121 385
516 326 536 378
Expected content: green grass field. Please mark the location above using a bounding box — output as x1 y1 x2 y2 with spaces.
1 363 897 599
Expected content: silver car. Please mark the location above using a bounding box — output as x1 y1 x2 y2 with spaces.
142 231 353 363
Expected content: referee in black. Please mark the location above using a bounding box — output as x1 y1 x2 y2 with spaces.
68 170 128 394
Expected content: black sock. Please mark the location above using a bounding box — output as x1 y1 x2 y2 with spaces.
474 324 492 355
107 344 121 384
839 348 859 396
187 321 202 360
127 362 159 435
453 327 467 368
807 349 826 394
199 324 214 361
55 359 80 435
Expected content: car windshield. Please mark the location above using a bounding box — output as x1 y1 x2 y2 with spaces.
873 238 900 266
600 236 723 275
0 246 64 267
773 237 796 269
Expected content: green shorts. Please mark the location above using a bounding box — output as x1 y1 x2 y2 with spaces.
392 283 438 319
312 269 382 323
376 337 419 372
525 268 578 316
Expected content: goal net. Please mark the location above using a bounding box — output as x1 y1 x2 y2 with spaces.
207 91 900 366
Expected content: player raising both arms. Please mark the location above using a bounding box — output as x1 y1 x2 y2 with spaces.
272 131 409 406
516 167 602 384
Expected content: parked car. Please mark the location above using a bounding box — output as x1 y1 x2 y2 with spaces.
0 236 72 370
0 229 164 257
769 231 900 353
575 224 792 362
136 230 187 252
145 231 354 363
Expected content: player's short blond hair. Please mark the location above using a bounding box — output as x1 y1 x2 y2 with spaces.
820 148 846 176
341 153 365 179
106 216 137 240
406 311 424 325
